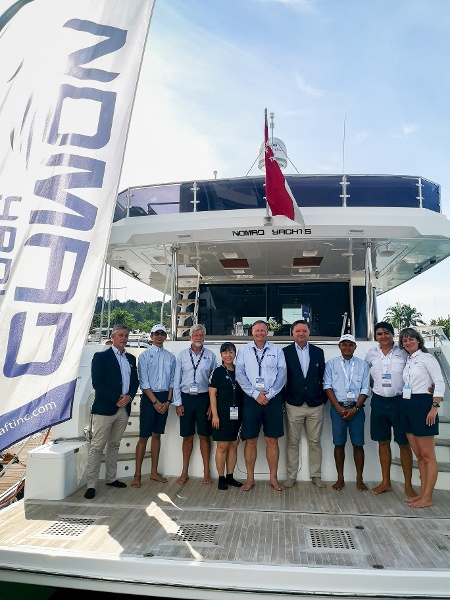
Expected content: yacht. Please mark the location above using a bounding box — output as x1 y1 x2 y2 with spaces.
1 147 450 599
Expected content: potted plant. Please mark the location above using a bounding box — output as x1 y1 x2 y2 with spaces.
267 317 282 335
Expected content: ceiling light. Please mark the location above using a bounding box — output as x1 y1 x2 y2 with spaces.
298 268 311 273
223 252 238 259
303 250 318 257
232 270 245 274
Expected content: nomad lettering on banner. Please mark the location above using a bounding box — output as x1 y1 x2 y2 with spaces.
0 0 155 451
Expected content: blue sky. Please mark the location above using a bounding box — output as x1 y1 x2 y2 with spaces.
117 0 450 323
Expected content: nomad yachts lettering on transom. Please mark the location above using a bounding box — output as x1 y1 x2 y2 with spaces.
232 228 311 237
0 0 154 451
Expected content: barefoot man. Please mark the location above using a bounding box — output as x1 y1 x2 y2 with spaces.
173 324 217 484
235 320 287 492
365 322 416 498
132 324 176 488
323 334 370 492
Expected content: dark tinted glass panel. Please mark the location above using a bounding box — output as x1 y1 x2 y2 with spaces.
114 185 180 221
198 282 351 338
180 179 266 212
421 179 440 212
346 176 419 208
115 175 440 219
287 176 343 207
198 284 267 335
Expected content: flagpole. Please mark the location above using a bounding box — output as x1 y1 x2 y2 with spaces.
263 109 273 225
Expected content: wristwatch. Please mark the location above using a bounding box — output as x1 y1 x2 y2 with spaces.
354 406 361 412
432 402 440 408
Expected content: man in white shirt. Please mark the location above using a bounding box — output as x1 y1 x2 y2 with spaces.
365 322 416 497
235 320 287 492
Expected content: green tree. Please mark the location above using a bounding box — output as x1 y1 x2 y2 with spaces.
384 302 425 331
430 317 450 339
109 308 136 330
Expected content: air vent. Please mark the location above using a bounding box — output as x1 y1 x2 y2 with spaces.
309 528 356 550
38 517 97 538
172 523 218 543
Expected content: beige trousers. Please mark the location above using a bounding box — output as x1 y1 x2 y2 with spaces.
285 403 324 480
86 408 129 488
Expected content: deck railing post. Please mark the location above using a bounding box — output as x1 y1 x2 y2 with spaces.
170 245 179 341
365 241 375 340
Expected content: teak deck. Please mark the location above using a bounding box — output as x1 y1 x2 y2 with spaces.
0 475 449 598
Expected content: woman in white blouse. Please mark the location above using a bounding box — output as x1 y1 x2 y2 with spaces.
399 328 444 508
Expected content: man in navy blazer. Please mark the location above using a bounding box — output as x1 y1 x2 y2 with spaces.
84 324 139 500
283 320 327 488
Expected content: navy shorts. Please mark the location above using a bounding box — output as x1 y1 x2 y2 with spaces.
179 392 212 437
330 404 365 446
241 393 284 440
139 391 169 437
370 393 408 446
400 394 439 437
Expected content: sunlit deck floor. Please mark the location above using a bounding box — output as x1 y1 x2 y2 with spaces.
0 476 450 597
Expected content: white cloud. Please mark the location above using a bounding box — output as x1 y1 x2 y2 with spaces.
294 74 324 97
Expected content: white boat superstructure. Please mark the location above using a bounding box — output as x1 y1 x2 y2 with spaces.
1 172 450 598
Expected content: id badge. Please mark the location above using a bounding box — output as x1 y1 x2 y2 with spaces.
403 385 412 399
230 406 239 420
346 391 356 399
256 377 265 390
189 382 199 395
382 373 392 387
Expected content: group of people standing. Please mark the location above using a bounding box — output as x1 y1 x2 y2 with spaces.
83 318 444 509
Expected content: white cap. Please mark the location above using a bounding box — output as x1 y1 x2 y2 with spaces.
150 324 167 334
339 333 356 344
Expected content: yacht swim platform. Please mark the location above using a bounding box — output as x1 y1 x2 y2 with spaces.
0 475 449 599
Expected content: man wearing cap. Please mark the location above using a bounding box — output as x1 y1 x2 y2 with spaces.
173 324 217 484
283 320 327 489
132 324 176 488
365 321 416 497
323 334 370 492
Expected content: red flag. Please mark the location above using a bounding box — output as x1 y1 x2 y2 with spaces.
264 109 304 225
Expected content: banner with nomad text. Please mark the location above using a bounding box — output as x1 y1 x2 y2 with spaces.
0 0 155 451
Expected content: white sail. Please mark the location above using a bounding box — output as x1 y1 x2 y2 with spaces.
0 0 155 451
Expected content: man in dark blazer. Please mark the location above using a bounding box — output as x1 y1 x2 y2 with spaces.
84 324 139 500
283 320 327 488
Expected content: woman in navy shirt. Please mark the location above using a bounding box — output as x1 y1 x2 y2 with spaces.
209 343 244 490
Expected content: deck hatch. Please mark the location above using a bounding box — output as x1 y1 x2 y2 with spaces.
171 522 219 544
38 517 97 538
308 527 356 551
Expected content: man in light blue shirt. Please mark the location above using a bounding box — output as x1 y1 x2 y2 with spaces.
173 324 217 484
323 334 370 492
132 324 176 489
235 320 287 492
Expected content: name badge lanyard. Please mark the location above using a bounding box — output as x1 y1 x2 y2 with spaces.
341 358 355 393
380 349 393 387
404 355 417 388
253 347 268 377
189 348 205 383
223 365 237 406
381 349 394 372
